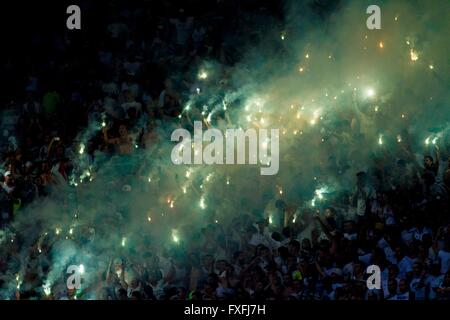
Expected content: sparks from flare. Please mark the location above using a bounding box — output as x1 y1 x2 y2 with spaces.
199 196 206 209
365 88 375 98
79 143 85 155
171 229 180 244
378 134 383 145
410 49 419 62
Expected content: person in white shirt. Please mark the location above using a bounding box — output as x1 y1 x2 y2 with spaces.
352 171 375 220
437 240 450 274
1 171 15 194
394 245 414 279
401 227 416 244
248 220 273 249
389 279 410 300
425 264 444 300
121 90 142 118
409 262 427 300
436 271 450 300
413 225 433 242
121 73 140 98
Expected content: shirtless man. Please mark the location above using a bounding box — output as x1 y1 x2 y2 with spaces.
103 124 134 155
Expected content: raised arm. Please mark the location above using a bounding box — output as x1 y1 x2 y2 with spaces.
434 145 440 169
46 137 59 159
102 127 118 144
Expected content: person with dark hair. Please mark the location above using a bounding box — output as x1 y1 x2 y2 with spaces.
436 271 450 300
423 145 440 176
352 171 375 224
410 262 427 300
102 123 134 155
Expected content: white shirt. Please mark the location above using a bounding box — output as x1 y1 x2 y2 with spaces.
410 277 426 300
377 237 389 249
425 274 443 300
249 232 273 249
428 247 439 264
401 228 415 244
343 262 354 279
384 246 397 265
438 250 450 274
343 232 357 241
2 182 14 194
358 253 372 265
121 101 142 115
398 256 415 279
413 227 432 241
389 292 410 300
355 185 374 216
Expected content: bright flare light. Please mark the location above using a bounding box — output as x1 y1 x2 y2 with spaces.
43 282 52 296
365 88 375 98
378 135 383 145
16 274 22 289
171 229 180 244
410 49 419 62
198 71 208 80
79 143 85 155
199 196 206 210
311 186 329 207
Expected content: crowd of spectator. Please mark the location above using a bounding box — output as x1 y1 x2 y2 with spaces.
0 0 449 300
